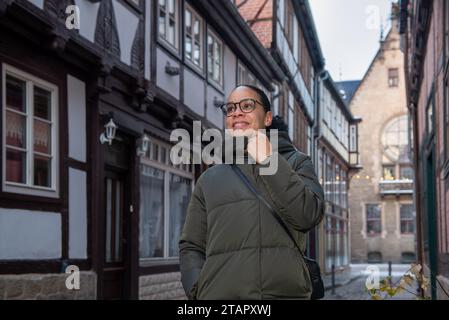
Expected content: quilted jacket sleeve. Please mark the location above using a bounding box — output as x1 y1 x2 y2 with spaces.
259 152 325 232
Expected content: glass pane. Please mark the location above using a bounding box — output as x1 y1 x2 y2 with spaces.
6 148 27 184
106 179 112 262
168 19 175 46
214 61 220 82
6 75 26 113
34 154 51 187
160 146 167 164
34 86 51 120
33 119 51 154
185 10 191 33
383 166 395 180
159 5 166 37
115 181 122 262
169 174 192 257
139 165 165 258
366 204 381 219
194 19 200 40
152 143 159 162
6 110 26 148
186 35 192 60
168 0 175 14
400 166 414 180
400 205 414 219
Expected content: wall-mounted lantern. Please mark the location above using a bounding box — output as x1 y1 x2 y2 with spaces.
99 116 118 145
137 133 151 157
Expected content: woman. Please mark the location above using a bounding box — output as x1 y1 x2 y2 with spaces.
179 84 325 299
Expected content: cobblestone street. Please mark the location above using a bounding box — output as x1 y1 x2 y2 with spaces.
323 264 418 300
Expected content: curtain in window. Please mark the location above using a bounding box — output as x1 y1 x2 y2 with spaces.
140 165 165 258
169 174 191 257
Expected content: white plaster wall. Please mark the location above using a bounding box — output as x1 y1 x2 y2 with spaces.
0 209 61 259
74 0 101 42
67 75 86 163
112 0 139 66
69 168 87 259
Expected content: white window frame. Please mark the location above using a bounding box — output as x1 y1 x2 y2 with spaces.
185 4 204 69
158 0 180 51
207 29 223 87
2 63 59 198
139 139 194 263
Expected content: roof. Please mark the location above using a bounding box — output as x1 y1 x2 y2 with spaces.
335 80 361 105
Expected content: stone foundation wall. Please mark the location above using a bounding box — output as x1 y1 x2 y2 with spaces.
0 272 96 300
139 272 186 300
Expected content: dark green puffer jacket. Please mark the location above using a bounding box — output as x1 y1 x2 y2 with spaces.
179 132 325 300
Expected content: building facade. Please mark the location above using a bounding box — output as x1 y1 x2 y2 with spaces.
0 0 288 299
402 0 449 300
345 5 416 265
316 72 361 273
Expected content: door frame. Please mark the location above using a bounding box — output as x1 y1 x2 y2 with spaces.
95 131 139 300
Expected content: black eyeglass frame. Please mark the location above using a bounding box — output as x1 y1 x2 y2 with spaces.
220 98 267 117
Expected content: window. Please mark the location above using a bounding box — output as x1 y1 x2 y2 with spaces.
158 0 179 49
139 139 193 260
349 124 357 152
388 68 399 87
382 115 409 163
237 62 256 86
400 204 415 234
207 31 223 86
400 165 414 180
2 64 58 197
367 251 382 263
185 5 203 68
366 204 382 236
383 165 395 180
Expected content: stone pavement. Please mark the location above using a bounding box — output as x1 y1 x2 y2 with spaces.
322 264 418 300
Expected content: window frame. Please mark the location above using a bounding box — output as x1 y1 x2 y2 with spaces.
139 139 195 263
207 29 224 88
388 68 399 87
366 204 382 237
158 0 180 52
184 4 204 70
2 63 59 198
400 204 415 235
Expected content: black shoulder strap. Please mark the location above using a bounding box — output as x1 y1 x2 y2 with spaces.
230 165 305 258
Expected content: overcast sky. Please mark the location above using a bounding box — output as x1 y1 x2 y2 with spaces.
309 0 394 82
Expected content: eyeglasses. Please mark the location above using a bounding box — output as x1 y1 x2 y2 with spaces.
220 98 265 117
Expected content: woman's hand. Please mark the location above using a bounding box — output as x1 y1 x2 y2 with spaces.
247 130 273 164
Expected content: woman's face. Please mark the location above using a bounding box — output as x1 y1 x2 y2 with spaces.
225 87 272 136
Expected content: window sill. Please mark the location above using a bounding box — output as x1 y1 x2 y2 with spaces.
207 78 224 95
139 258 180 267
157 38 181 61
2 183 59 199
184 60 205 79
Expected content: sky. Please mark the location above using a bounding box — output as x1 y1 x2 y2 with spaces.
309 0 394 82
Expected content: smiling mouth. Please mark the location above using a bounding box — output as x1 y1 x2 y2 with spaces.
232 122 250 129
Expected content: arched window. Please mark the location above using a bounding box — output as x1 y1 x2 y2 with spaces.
381 115 410 163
